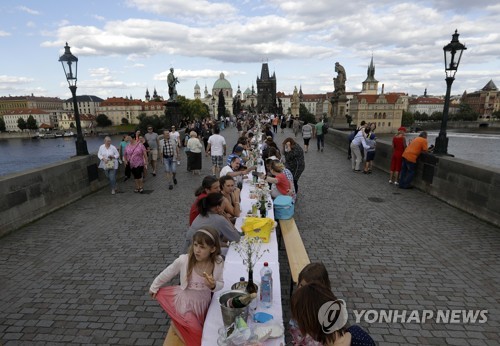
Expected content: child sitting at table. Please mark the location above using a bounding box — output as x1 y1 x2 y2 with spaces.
291 282 375 346
289 263 331 346
149 227 224 345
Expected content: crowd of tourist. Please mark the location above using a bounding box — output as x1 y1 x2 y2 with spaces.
96 113 378 345
346 120 431 189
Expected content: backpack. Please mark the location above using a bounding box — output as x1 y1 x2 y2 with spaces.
322 123 329 134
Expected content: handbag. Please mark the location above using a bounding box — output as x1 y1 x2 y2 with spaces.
105 159 115 170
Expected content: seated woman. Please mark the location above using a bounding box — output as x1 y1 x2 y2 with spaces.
291 283 375 346
262 161 291 199
219 175 241 219
185 193 241 253
189 176 221 226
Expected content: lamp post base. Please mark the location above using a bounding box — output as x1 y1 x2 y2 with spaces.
434 134 449 156
75 137 89 156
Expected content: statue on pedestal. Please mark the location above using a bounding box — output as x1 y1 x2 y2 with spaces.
291 86 300 118
333 62 346 102
167 68 179 102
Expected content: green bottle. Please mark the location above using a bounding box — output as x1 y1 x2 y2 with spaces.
226 293 257 308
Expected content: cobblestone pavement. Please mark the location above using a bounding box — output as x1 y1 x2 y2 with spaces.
1 126 499 345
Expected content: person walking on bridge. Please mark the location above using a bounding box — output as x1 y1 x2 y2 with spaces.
124 133 147 193
159 130 180 190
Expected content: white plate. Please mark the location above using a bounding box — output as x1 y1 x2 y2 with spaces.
266 324 284 338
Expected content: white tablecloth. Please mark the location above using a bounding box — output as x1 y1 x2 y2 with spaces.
201 174 285 345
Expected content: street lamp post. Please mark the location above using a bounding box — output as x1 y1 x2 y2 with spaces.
59 42 88 156
434 30 466 155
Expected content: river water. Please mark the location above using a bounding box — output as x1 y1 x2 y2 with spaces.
1 131 499 177
0 135 124 177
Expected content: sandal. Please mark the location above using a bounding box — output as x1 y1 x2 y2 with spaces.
139 188 144 194
134 189 139 193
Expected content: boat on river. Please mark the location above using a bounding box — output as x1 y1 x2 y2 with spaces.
63 131 75 137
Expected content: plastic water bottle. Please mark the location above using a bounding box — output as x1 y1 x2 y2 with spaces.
260 262 273 308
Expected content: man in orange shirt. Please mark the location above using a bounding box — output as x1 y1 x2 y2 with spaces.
399 131 428 189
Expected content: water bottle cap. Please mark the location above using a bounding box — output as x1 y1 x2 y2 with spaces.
264 262 268 266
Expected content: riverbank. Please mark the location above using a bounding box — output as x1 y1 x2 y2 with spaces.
0 124 136 139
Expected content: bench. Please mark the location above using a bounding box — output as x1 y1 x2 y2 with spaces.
278 218 310 296
163 325 185 346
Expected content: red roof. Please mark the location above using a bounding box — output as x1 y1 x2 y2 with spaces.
100 97 143 106
4 108 50 115
354 93 403 104
409 97 444 105
39 123 53 129
64 114 95 121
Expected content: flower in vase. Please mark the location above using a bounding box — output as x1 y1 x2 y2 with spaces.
229 236 269 272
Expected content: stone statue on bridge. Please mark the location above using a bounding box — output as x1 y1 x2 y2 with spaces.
333 62 346 101
167 68 179 102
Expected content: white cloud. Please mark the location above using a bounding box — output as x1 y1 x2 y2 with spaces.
154 69 247 81
58 19 70 27
26 21 36 28
93 15 105 21
18 6 40 15
0 30 11 37
0 75 34 84
88 67 111 77
28 0 500 97
126 0 238 20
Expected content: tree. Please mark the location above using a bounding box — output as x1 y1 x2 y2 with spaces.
96 114 112 127
189 99 210 119
137 113 165 134
17 117 27 131
430 111 443 122
0 117 5 132
299 104 315 124
26 115 38 130
401 111 414 127
121 117 129 125
456 102 478 121
217 90 226 119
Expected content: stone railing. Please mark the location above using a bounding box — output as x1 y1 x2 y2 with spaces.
0 155 111 238
327 129 500 228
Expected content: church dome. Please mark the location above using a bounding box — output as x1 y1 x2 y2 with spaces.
194 81 200 90
213 72 232 90
243 87 251 95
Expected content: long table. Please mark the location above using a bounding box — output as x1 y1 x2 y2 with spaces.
201 172 285 345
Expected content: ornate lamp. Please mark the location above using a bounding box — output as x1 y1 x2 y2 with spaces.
59 42 88 155
434 30 467 155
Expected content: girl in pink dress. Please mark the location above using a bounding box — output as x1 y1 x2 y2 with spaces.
149 227 224 345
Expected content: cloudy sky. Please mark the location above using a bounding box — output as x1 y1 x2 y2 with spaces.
1 0 499 101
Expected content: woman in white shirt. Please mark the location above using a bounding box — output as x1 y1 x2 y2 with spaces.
187 131 203 175
98 136 120 194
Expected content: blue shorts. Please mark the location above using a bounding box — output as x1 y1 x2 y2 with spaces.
366 151 376 162
163 157 176 173
211 155 224 167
